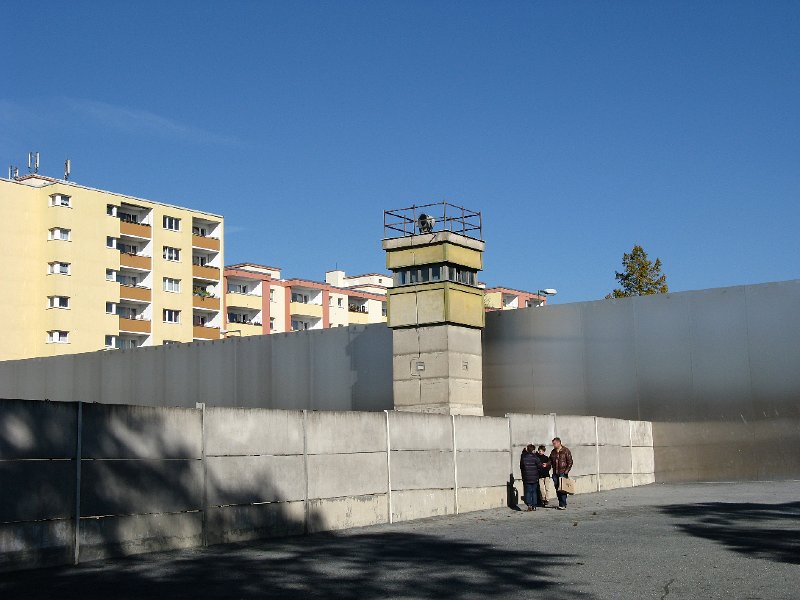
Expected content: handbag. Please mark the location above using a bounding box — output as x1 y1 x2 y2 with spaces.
558 476 576 495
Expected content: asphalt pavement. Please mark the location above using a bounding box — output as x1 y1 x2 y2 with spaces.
1 481 798 600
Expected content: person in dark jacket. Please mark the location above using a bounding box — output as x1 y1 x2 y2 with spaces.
520 444 543 511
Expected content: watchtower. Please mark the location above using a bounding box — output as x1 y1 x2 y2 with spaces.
382 203 485 415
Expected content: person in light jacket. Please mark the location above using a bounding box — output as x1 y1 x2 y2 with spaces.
549 437 573 510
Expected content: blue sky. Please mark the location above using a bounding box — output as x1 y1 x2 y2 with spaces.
2 1 798 304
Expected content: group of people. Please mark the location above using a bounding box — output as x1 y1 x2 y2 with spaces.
519 437 573 511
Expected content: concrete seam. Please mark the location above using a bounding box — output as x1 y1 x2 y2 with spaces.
629 419 634 486
452 415 459 515
302 409 309 535
72 401 82 566
385 410 393 524
595 416 600 493
199 402 208 547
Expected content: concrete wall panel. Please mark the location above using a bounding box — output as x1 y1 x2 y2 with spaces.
0 399 76 459
456 451 506 488
388 411 452 451
391 489 454 522
457 486 506 512
206 501 305 545
555 416 596 446
631 446 655 474
598 445 632 475
307 494 388 533
205 408 304 456
0 520 73 571
454 415 508 451
82 404 201 459
80 460 202 516
0 461 75 522
630 420 653 447
390 450 454 491
78 512 203 562
307 453 387 499
306 411 386 455
596 417 630 447
206 455 305 505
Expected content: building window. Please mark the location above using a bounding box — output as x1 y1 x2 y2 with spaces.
47 330 69 344
192 255 208 267
49 194 71 207
381 303 387 317
106 269 118 282
338 297 344 308
106 236 117 249
107 204 118 217
106 302 116 314
270 289 275 303
118 242 138 255
48 227 71 241
163 277 181 293
117 338 138 349
269 317 275 331
228 283 249 294
48 261 70 275
48 296 70 309
163 216 181 231
292 293 309 304
291 320 308 331
193 314 209 326
163 246 181 261
192 225 208 237
163 309 181 324
104 335 116 349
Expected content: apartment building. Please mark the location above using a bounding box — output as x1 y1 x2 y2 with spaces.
223 265 388 336
483 287 546 310
0 174 224 360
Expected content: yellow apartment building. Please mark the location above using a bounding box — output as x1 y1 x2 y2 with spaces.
0 174 224 360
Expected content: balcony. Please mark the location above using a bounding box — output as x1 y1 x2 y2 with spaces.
225 322 263 336
348 311 371 325
119 316 151 334
120 253 152 271
120 221 152 239
193 264 220 281
290 301 323 318
225 292 262 310
192 234 221 251
193 325 220 340
193 295 221 310
119 284 151 302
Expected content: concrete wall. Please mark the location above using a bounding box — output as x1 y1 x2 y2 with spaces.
0 398 653 571
0 324 392 412
483 280 800 482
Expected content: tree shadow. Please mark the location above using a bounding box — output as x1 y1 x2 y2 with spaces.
661 501 800 565
0 529 590 599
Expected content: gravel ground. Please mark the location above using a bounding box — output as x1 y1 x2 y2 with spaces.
2 481 798 600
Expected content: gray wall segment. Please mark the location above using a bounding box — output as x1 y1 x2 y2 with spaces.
307 453 387 499
454 415 508 451
305 411 387 455
204 408 304 456
81 404 201 459
389 450 454 491
455 451 507 488
0 399 77 459
0 324 393 412
387 411 452 450
0 461 76 522
205 455 305 505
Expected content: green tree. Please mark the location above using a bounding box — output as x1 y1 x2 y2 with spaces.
606 244 668 299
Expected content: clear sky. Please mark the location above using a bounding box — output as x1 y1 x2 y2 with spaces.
2 1 798 304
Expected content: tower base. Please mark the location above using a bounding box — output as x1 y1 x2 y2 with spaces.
392 324 483 416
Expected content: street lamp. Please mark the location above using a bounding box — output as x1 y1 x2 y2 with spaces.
535 288 557 307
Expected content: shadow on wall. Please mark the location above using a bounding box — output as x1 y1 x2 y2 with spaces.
0 400 318 570
661 501 800 565
0 531 585 600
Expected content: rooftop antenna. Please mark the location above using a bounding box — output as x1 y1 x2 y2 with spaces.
27 151 40 174
64 159 71 181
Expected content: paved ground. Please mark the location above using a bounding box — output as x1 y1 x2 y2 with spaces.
1 481 798 599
